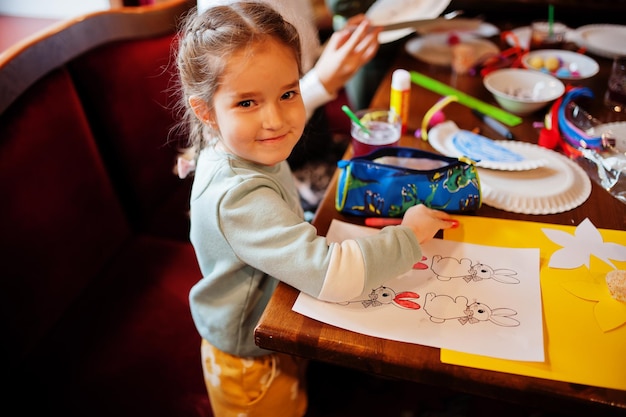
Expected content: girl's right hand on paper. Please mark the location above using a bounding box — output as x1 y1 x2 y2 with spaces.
401 204 458 244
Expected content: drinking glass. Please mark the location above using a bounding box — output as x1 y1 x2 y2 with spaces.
350 109 401 157
605 57 626 112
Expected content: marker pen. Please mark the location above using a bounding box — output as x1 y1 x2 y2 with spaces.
471 109 515 140
365 217 402 227
365 218 460 228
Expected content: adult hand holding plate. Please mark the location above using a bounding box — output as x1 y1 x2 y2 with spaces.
366 0 451 44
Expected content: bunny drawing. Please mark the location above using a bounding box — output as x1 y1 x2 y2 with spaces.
431 255 520 284
337 286 421 310
422 292 520 326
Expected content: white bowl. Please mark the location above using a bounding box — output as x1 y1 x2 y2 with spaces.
483 68 565 116
521 49 599 80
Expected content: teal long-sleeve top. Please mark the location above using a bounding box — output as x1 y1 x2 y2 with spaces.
189 147 423 357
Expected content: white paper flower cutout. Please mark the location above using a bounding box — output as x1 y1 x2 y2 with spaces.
542 218 626 270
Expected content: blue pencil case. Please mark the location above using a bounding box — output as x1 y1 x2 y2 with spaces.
335 147 482 217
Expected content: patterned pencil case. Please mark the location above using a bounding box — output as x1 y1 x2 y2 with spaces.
335 147 482 217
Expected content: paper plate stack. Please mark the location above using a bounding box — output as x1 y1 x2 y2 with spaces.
428 121 592 214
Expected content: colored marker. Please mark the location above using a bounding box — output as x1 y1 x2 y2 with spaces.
365 218 402 227
472 109 515 140
365 218 459 228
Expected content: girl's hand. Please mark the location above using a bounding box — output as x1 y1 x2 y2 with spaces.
314 15 381 96
401 204 458 244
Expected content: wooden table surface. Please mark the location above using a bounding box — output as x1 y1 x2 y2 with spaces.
255 33 626 416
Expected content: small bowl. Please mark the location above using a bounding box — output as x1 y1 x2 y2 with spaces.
521 49 599 80
483 68 565 116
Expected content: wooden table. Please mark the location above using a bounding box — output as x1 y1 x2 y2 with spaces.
255 35 626 416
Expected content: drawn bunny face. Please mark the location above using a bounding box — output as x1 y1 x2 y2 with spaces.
371 286 421 309
469 263 520 284
470 264 495 280
468 302 520 326
466 302 492 321
369 286 397 305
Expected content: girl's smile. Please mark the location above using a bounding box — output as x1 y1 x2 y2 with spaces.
257 135 287 143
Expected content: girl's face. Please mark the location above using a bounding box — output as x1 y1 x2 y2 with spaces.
207 38 305 166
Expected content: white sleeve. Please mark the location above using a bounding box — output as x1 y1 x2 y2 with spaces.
300 69 337 121
316 227 422 302
317 240 365 302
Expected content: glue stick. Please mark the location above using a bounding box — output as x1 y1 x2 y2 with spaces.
390 69 411 134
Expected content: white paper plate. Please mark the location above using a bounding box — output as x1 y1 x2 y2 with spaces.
477 144 592 214
573 24 626 58
504 26 576 50
428 121 548 171
405 33 499 66
521 49 599 80
586 122 626 152
366 0 451 44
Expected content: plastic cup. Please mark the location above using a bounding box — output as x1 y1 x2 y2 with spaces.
529 21 567 50
351 109 401 157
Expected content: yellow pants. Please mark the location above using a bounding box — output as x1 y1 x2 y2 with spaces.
201 339 308 417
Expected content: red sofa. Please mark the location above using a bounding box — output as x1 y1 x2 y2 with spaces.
0 1 213 416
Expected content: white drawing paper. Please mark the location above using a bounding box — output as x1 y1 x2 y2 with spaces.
292 219 544 361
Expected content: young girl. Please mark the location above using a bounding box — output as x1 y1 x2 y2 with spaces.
176 2 456 416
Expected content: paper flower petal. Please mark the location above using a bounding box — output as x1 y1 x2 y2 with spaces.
594 298 626 332
542 228 575 248
543 227 589 269
562 281 603 302
548 247 588 269
562 281 626 332
575 218 603 244
597 242 626 262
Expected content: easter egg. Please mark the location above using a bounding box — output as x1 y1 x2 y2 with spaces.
544 56 560 72
528 56 544 69
556 67 571 77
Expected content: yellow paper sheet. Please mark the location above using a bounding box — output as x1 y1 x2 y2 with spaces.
442 215 626 391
